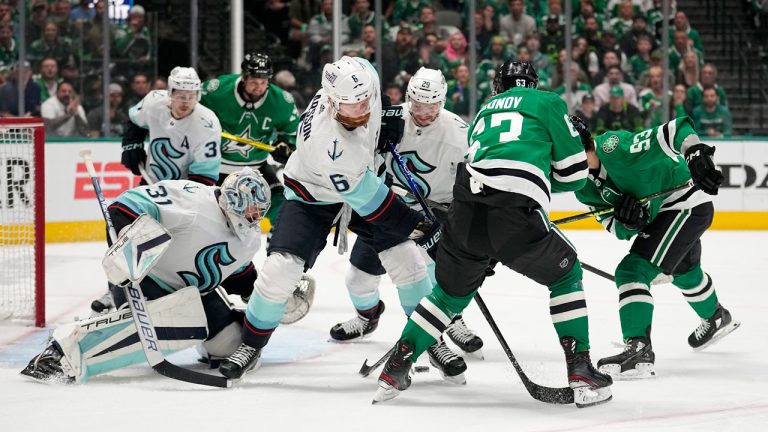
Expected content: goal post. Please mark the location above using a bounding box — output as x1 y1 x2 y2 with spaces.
0 117 45 327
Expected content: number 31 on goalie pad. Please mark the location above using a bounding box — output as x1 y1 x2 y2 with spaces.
102 214 173 286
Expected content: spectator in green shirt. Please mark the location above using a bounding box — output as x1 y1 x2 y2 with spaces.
671 11 703 53
0 23 16 68
34 57 62 102
687 63 728 110
595 85 643 134
693 86 733 138
28 21 74 69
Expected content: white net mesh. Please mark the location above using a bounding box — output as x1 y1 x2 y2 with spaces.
0 125 39 321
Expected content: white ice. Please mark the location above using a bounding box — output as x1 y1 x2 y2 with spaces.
1 231 767 432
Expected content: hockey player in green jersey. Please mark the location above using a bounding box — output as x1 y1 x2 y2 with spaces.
200 51 299 225
374 61 613 408
569 115 739 380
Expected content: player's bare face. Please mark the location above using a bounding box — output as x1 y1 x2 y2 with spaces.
243 77 268 101
336 97 371 128
170 90 198 119
242 205 264 225
409 101 440 127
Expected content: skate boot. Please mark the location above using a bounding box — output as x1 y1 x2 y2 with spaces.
597 336 655 380
218 343 262 379
329 300 385 342
561 337 613 408
20 341 75 384
446 315 484 358
373 339 414 404
427 337 467 384
90 289 115 315
688 304 740 351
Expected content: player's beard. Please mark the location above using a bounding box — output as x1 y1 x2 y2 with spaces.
336 111 371 129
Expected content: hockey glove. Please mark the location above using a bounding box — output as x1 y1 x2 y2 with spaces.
613 193 650 231
271 136 295 165
409 216 442 260
569 115 593 149
378 95 405 153
685 144 724 195
121 142 146 176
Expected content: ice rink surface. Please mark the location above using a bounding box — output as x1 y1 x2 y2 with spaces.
1 231 766 432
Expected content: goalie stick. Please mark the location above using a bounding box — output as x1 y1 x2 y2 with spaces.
387 142 573 404
80 149 231 388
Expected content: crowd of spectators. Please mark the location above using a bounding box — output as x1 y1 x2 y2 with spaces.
0 0 747 139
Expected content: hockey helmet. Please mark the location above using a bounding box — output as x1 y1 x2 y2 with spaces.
321 56 374 127
241 51 273 79
218 168 271 239
406 67 446 127
493 60 538 95
168 66 202 100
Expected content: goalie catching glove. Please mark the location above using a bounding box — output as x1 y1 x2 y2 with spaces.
409 216 441 259
685 144 724 195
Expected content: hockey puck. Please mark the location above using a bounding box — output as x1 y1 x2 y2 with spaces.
414 366 429 373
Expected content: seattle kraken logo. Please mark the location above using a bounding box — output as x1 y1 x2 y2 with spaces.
178 243 236 293
149 138 184 180
328 139 343 160
390 151 436 203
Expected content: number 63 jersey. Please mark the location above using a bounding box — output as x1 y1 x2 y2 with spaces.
129 90 222 185
109 180 261 293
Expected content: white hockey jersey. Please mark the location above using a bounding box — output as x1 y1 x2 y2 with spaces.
283 58 390 219
129 90 222 184
386 106 469 206
112 180 261 293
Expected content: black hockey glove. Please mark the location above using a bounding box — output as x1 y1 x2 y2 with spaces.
685 143 724 195
377 95 404 153
409 216 442 260
569 115 593 149
121 142 146 176
271 136 295 165
613 193 650 231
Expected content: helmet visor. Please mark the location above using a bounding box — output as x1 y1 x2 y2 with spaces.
409 100 440 126
337 97 371 118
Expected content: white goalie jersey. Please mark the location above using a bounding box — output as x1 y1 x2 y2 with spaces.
386 106 469 206
111 180 260 293
129 90 222 184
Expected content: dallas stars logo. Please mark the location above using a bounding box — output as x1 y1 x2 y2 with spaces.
223 125 258 158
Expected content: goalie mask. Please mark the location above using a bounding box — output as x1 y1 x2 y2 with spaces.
218 168 271 239
406 67 447 127
322 56 374 128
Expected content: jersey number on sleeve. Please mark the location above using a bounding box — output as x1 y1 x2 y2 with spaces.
145 185 172 205
630 129 653 153
330 174 350 192
204 141 218 157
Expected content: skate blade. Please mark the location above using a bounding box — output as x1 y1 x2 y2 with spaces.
598 363 656 380
692 320 741 352
437 370 467 385
222 358 262 381
328 333 372 344
19 369 75 385
463 348 484 360
372 382 401 404
573 386 612 408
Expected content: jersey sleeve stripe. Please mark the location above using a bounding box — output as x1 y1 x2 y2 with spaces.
115 190 161 220
551 151 588 170
283 174 318 202
363 191 395 222
467 165 551 200
656 120 680 160
341 170 392 217
187 174 217 186
551 160 588 182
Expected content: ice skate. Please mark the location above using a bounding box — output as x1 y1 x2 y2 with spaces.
89 289 115 316
372 339 414 404
446 315 484 359
20 341 75 384
688 304 740 351
561 337 613 408
218 343 262 379
329 300 385 342
427 337 467 385
597 336 656 380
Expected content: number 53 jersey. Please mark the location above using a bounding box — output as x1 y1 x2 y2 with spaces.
110 180 261 294
129 90 223 185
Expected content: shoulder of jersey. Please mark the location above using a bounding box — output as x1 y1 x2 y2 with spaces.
203 74 237 95
141 90 169 112
266 83 294 106
195 104 221 130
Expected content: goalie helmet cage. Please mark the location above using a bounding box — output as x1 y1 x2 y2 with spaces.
0 117 45 327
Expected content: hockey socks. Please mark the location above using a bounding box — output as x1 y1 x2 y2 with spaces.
548 263 590 351
672 265 719 320
615 253 662 340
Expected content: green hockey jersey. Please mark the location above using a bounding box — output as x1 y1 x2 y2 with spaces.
200 75 299 173
575 117 712 240
466 87 588 213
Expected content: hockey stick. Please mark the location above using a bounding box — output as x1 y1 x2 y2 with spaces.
390 185 449 213
222 131 276 152
80 149 231 388
581 262 615 282
359 346 396 377
387 143 572 403
552 180 693 226
474 293 575 404
386 141 437 223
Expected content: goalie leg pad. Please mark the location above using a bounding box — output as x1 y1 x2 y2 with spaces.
53 286 207 382
379 241 433 316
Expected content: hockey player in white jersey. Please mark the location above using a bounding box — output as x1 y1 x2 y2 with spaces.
217 56 438 380
120 66 222 186
329 68 484 383
20 169 269 383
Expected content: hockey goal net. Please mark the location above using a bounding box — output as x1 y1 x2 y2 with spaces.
0 118 45 327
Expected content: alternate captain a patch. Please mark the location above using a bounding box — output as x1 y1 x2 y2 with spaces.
603 135 619 154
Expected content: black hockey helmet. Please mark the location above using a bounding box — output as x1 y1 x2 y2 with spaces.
241 51 273 79
493 60 538 95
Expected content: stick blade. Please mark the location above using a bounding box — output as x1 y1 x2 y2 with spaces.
153 360 232 388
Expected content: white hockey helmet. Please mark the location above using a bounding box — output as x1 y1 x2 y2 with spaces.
406 67 447 105
218 168 271 239
168 66 202 100
322 56 374 127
